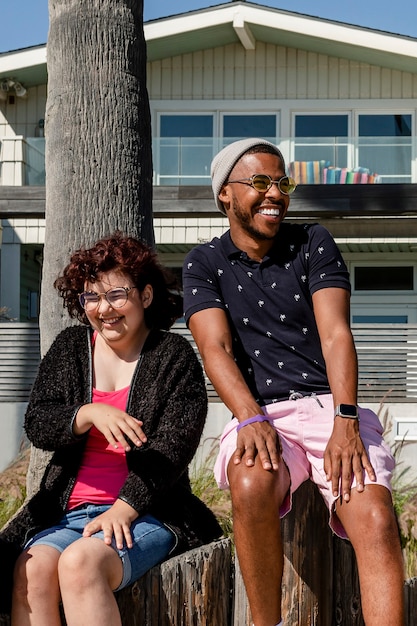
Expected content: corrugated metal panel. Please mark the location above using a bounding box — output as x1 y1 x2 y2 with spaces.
147 42 417 100
0 322 40 401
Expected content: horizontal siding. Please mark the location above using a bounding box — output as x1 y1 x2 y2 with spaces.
353 324 417 403
0 322 40 401
172 322 417 404
1 323 416 404
147 42 417 100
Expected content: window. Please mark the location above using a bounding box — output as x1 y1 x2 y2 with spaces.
222 114 277 142
157 114 214 185
357 114 412 183
354 266 414 291
294 114 349 167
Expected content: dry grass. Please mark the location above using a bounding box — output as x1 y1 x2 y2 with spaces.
0 446 29 529
190 438 233 539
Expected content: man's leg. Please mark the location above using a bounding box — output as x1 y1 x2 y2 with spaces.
335 484 404 626
228 455 290 626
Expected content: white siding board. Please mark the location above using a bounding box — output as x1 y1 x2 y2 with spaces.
275 46 288 100
391 70 403 98
381 68 392 98
223 45 235 100
233 45 246 100
254 43 266 99
359 64 371 98
401 72 413 99
348 62 359 99
161 57 172 99
148 59 162 100
181 53 193 99
214 47 226 100
306 52 318 99
317 54 329 100
296 50 308 99
370 66 381 98
264 44 277 100
203 49 215 99
192 51 204 99
328 57 340 99
245 49 256 99
147 43 417 101
171 56 183 100
285 48 298 99
339 59 350 100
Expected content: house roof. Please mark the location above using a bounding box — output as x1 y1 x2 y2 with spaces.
1 1 417 87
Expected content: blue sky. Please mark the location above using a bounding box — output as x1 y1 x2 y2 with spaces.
2 0 417 54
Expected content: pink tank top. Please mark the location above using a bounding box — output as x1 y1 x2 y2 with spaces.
67 336 130 510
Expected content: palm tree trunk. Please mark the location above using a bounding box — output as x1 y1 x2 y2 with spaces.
28 0 153 496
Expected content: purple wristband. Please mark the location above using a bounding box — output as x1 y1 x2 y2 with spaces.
236 414 272 431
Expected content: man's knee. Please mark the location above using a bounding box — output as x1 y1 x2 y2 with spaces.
228 460 289 512
339 486 400 546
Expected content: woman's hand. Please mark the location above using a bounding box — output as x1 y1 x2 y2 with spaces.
74 403 147 452
82 499 139 549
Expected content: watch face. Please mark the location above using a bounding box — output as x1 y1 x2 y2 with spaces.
339 404 357 417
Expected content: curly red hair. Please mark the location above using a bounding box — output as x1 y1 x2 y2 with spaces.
54 232 182 329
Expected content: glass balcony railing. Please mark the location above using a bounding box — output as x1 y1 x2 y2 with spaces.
0 136 415 187
152 136 414 186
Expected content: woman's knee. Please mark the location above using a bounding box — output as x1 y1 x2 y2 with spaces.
13 547 59 602
58 538 118 590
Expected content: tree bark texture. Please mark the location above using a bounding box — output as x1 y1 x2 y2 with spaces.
28 0 153 497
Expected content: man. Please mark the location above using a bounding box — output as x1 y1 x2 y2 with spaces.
183 138 404 626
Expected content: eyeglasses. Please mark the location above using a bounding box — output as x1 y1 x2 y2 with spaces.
78 287 136 311
227 174 297 195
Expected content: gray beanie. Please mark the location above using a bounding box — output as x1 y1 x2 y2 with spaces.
211 138 285 215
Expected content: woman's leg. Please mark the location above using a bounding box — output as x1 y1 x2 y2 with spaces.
12 545 61 626
59 515 175 626
59 537 123 626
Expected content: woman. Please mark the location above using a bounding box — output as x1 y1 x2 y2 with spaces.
0 233 221 626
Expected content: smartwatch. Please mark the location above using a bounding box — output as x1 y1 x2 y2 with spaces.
334 404 359 420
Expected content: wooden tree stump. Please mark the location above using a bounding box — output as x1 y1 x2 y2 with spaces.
333 536 363 625
0 539 232 626
115 538 232 625
231 480 363 626
404 577 417 625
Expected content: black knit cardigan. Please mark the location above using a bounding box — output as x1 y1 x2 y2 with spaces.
0 326 221 611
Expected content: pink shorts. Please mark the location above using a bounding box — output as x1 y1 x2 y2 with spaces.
213 393 395 538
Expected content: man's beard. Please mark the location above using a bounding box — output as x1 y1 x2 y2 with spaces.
232 198 277 241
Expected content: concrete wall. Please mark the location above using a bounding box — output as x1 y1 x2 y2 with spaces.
0 402 27 472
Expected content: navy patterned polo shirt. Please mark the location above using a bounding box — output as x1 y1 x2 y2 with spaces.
183 222 351 406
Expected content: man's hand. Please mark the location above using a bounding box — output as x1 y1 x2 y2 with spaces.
233 420 281 471
82 499 138 550
323 417 376 502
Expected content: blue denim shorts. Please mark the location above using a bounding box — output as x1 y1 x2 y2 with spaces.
24 504 176 591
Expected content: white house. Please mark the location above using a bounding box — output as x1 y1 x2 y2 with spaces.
1 1 416 476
